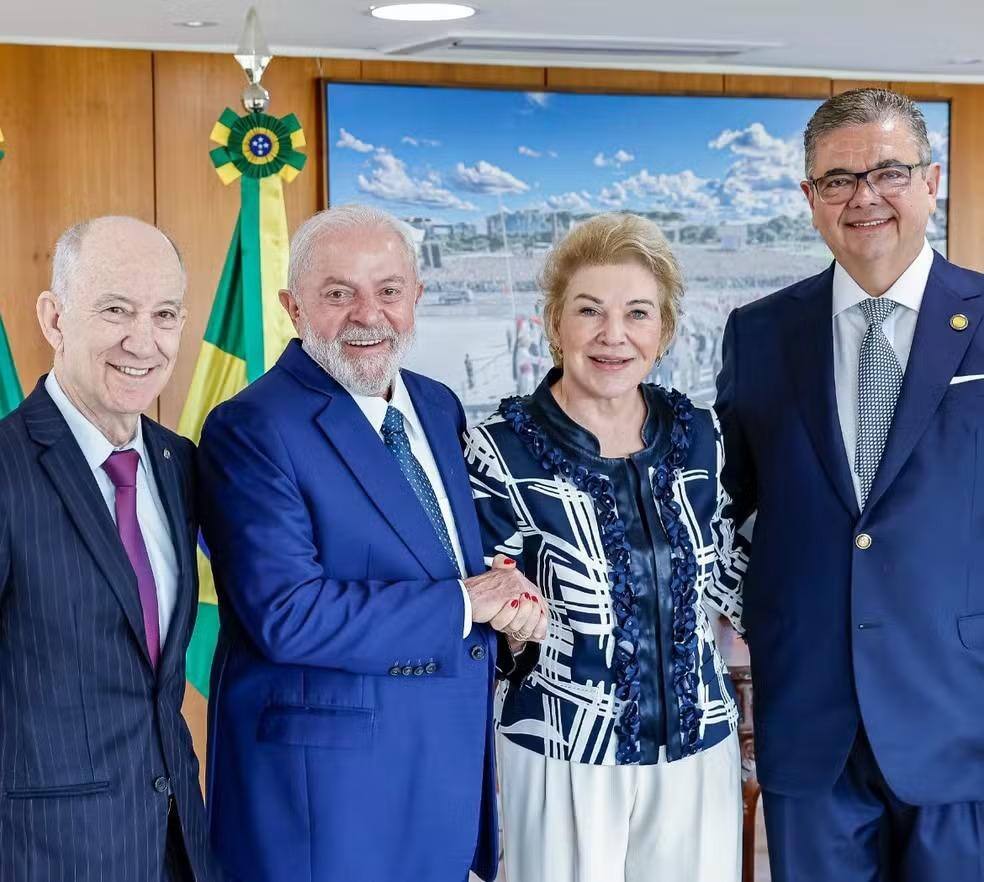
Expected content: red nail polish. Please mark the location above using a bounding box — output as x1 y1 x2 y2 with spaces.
510 599 519 607
504 557 515 565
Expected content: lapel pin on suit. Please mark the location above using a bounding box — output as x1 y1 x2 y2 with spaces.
950 314 969 331
163 448 171 460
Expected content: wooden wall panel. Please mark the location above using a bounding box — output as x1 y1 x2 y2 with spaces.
942 84 984 271
724 74 831 97
890 81 956 99
153 51 325 428
547 67 723 94
0 45 155 396
832 79 890 94
361 60 543 88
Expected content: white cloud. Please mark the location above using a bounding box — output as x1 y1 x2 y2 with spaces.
707 122 807 220
357 151 477 211
598 181 630 208
336 128 374 153
401 135 441 147
548 150 559 158
594 149 636 168
548 191 593 212
454 160 530 195
518 145 542 158
526 92 550 108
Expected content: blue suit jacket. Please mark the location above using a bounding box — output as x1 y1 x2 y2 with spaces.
716 253 984 804
0 380 217 882
199 340 499 882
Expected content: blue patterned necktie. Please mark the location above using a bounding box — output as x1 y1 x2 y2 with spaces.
381 405 460 575
856 297 903 506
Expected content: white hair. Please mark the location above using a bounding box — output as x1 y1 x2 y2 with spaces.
286 204 419 293
49 216 186 303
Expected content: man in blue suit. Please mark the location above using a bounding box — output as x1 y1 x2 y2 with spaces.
199 205 545 882
0 217 218 881
716 88 984 881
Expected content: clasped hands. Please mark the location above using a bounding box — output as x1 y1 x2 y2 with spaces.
463 554 547 653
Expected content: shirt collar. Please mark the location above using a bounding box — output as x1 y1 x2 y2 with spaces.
832 239 933 318
348 371 422 441
44 371 147 472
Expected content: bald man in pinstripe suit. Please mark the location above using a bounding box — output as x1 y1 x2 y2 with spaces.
0 217 219 881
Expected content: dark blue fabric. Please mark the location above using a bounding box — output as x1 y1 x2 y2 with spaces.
763 730 984 882
716 251 984 806
0 379 218 882
199 339 499 882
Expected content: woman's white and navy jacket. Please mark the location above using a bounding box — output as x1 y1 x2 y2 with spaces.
464 372 749 765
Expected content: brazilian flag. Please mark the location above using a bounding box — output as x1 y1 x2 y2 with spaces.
179 108 306 697
0 313 22 419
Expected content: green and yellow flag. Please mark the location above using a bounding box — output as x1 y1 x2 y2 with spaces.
179 108 307 697
0 134 19 418
0 313 23 419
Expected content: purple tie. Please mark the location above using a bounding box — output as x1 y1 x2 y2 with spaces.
102 449 160 669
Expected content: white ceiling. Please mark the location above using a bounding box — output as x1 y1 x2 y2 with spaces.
3 0 984 81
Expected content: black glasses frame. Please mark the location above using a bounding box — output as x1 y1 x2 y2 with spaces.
807 162 928 203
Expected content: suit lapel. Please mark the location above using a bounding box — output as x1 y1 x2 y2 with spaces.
863 255 984 515
24 384 153 669
404 373 485 577
316 391 456 579
142 420 194 676
783 268 860 519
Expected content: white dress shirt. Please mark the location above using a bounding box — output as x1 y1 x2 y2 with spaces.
45 372 179 646
348 372 472 636
832 239 933 504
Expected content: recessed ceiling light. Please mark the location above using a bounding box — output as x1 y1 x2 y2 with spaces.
370 4 476 22
174 20 218 28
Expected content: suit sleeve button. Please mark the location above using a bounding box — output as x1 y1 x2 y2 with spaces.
413 666 425 676
389 666 402 676
402 665 414 676
425 662 438 674
470 645 486 661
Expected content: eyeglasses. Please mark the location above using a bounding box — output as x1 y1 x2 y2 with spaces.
808 162 927 205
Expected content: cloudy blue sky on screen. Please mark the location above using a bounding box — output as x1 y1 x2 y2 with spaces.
326 84 950 225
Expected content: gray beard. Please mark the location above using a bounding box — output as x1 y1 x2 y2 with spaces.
299 320 415 397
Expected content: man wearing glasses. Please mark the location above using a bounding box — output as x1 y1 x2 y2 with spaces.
716 88 984 881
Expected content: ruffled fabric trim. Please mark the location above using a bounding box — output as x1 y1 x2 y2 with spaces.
650 389 702 757
499 390 698 762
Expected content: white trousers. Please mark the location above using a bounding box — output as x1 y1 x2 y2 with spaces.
497 732 742 882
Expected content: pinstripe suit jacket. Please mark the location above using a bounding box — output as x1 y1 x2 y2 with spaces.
0 380 218 882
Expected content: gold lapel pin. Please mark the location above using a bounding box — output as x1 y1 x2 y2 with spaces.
950 314 970 331
163 448 171 460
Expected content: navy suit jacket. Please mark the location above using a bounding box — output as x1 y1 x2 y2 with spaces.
199 340 499 882
0 380 217 881
716 253 984 804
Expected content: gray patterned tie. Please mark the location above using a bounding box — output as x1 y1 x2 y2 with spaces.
856 297 903 506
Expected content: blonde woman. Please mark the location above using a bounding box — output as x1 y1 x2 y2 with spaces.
464 213 748 882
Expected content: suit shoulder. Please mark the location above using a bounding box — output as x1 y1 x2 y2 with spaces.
402 369 462 408
148 419 194 456
0 409 31 487
732 267 831 324
935 255 984 296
